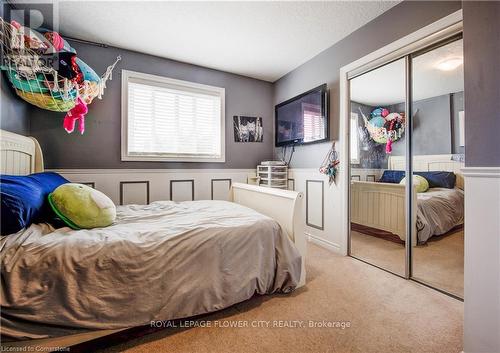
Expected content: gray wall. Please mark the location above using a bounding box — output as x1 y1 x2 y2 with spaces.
390 93 461 156
27 42 274 169
0 0 29 134
1 73 30 135
462 3 500 353
463 1 500 167
273 1 462 168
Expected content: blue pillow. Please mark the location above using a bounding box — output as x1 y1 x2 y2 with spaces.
0 172 69 235
415 171 456 189
379 170 456 189
379 170 405 183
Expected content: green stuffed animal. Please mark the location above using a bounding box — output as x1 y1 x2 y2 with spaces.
399 175 429 193
49 183 116 229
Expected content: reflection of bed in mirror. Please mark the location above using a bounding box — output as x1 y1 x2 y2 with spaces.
351 154 464 245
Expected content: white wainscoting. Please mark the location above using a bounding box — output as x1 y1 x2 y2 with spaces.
52 169 253 206
462 167 500 353
288 168 345 254
170 180 194 202
120 181 149 205
53 167 345 254
350 168 384 182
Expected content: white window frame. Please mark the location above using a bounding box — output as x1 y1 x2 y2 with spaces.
121 70 225 162
350 112 360 164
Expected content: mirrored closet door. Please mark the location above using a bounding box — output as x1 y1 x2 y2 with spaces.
410 38 464 298
349 58 407 277
348 35 465 299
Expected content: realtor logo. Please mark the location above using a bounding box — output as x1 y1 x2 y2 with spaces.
1 1 59 69
1 1 57 32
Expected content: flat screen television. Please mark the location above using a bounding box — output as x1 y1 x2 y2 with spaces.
275 84 329 147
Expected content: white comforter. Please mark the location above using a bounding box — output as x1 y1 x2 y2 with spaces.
1 200 301 341
416 188 464 243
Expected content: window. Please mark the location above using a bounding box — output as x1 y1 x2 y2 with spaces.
122 70 225 162
350 112 360 164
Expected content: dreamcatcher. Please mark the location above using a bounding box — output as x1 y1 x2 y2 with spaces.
359 107 405 154
319 141 340 185
0 18 121 134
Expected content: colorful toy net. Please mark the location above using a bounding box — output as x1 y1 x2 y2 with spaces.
358 107 405 153
0 17 120 133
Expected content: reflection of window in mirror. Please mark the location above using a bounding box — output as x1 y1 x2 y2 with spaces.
459 111 465 147
302 103 324 142
350 112 360 164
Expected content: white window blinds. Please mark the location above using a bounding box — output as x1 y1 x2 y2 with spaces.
122 71 225 162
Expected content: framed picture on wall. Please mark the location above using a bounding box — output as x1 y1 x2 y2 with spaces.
233 116 263 142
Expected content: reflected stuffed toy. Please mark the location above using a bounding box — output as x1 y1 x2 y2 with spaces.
63 97 88 134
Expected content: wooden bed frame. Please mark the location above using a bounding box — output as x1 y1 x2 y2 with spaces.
0 129 306 350
351 154 464 245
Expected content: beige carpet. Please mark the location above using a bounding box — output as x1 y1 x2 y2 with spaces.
351 230 464 297
94 244 463 353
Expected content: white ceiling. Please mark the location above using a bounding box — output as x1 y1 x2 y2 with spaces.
351 39 464 105
49 0 400 82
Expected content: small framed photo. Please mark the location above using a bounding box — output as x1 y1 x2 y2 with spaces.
233 116 263 142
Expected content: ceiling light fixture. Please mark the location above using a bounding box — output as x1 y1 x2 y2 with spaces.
436 57 463 71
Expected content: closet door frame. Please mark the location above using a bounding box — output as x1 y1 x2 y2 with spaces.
341 11 463 281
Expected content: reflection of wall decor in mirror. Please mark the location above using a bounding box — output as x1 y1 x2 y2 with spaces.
233 116 263 142
358 107 405 154
458 111 465 147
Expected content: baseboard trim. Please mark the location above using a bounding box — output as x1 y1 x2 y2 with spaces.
306 232 341 253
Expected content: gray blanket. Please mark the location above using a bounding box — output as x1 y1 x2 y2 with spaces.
416 188 464 243
1 200 301 341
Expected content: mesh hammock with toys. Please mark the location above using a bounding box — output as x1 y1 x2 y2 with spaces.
358 107 406 154
0 18 120 134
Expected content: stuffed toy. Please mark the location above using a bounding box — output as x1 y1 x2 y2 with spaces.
48 183 116 229
370 107 389 119
369 116 385 128
63 97 88 134
43 31 64 52
52 52 83 82
400 175 429 193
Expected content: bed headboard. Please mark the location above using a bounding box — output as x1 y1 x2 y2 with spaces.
0 129 44 175
388 154 464 189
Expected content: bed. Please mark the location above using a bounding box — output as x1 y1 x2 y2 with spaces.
351 154 464 245
0 129 306 348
